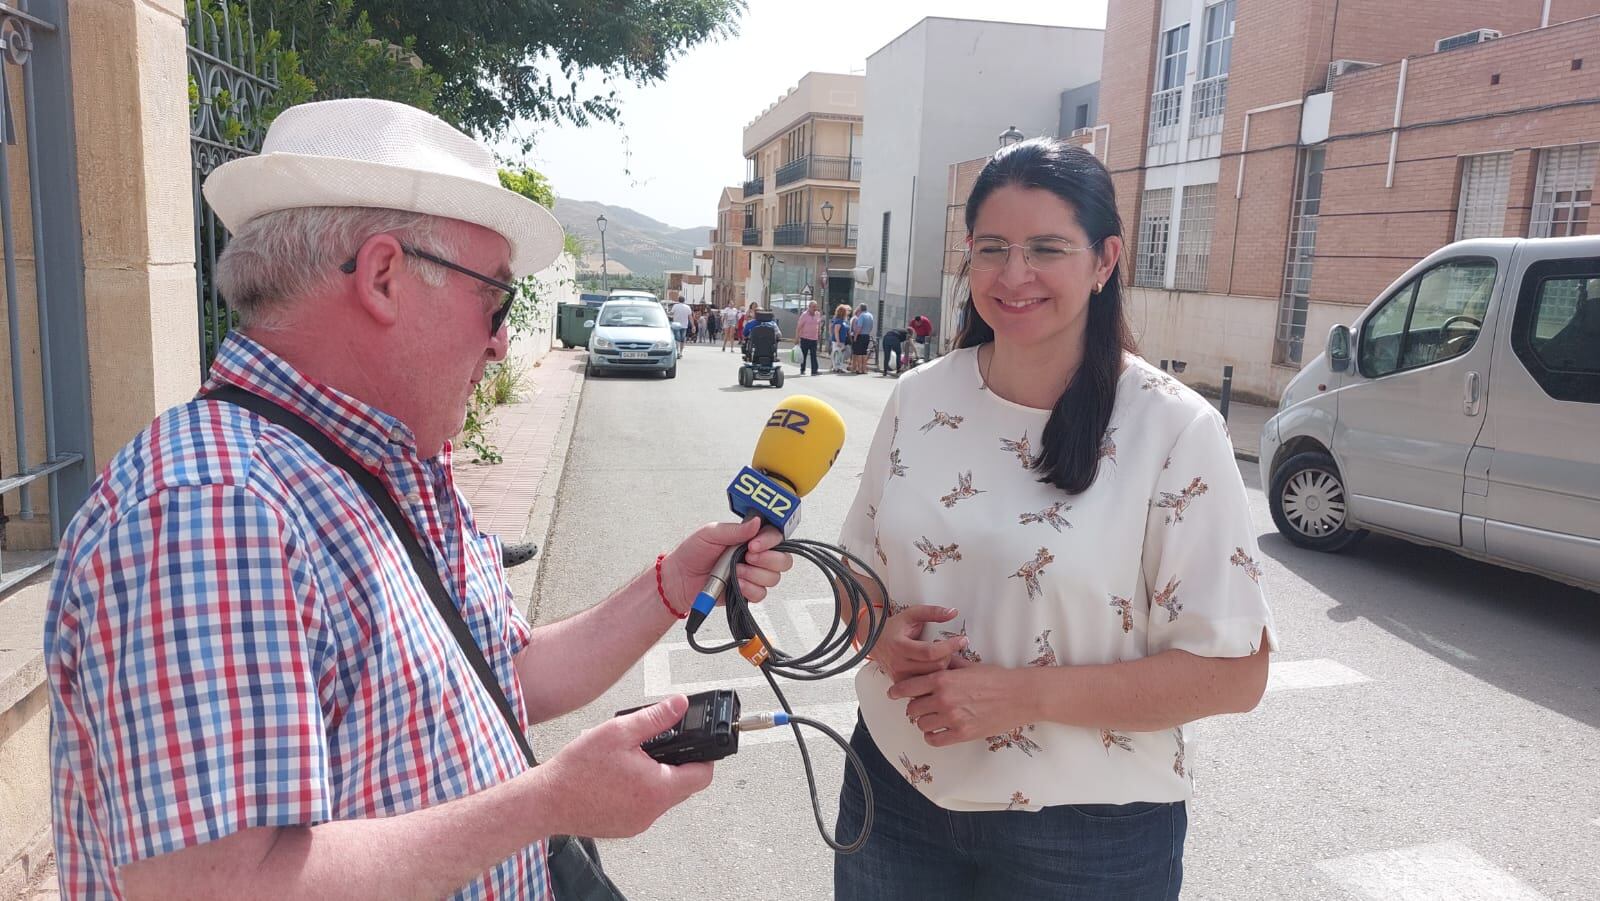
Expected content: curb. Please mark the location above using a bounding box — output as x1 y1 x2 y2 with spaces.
505 351 587 627
1234 448 1260 464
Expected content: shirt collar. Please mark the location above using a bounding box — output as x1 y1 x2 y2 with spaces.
202 332 422 467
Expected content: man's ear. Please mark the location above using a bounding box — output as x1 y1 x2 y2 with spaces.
348 234 406 326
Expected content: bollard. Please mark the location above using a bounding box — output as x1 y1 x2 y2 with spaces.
1160 359 1169 372
1220 365 1234 421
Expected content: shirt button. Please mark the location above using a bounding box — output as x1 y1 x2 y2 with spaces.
389 426 407 443
361 455 380 469
405 491 422 505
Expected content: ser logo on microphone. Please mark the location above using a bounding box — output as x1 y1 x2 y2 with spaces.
731 470 795 519
766 409 811 434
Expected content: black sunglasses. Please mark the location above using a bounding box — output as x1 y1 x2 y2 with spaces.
339 243 516 337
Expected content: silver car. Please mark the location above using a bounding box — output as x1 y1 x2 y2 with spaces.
1261 236 1600 593
586 299 678 379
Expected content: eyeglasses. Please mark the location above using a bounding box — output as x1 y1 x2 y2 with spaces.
967 237 1101 272
339 244 516 337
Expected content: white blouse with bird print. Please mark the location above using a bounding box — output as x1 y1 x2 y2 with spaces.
839 346 1277 812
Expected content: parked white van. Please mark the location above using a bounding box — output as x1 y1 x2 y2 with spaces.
1260 237 1600 593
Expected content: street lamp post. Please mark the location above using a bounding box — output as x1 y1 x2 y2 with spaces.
998 125 1025 148
597 214 609 292
820 200 834 308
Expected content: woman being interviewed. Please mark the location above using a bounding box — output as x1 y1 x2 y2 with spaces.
833 138 1275 899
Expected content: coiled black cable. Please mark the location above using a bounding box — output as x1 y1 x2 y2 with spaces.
686 538 888 854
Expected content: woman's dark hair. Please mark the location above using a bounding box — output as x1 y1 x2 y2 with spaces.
955 138 1137 495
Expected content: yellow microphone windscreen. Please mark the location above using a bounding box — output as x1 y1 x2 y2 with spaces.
751 395 846 497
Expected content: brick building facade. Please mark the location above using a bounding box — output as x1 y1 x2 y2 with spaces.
712 186 752 310
1043 0 1600 400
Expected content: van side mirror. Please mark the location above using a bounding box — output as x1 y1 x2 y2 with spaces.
584 320 596 328
1327 324 1352 373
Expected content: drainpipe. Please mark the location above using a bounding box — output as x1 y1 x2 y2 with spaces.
1235 99 1304 198
1542 0 1552 27
1385 58 1409 189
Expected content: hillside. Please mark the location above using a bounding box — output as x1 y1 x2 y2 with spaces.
552 198 711 279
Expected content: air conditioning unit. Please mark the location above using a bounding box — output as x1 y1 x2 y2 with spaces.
1435 28 1501 52
1325 59 1378 91
851 266 874 286
1070 127 1094 137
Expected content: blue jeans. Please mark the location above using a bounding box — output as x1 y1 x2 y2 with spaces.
834 718 1186 901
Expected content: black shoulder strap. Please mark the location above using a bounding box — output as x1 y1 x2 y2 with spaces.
207 386 538 768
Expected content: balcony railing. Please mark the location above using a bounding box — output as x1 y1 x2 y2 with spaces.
1148 87 1183 146
775 155 863 187
742 176 764 198
742 226 762 246
1188 75 1228 138
774 222 854 247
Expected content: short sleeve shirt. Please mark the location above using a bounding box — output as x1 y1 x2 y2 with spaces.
854 311 875 337
671 302 692 326
45 334 549 899
839 347 1276 811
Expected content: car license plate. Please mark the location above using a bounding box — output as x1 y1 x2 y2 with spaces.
621 351 648 358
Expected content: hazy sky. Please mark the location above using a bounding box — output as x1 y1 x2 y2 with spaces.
507 1 1109 230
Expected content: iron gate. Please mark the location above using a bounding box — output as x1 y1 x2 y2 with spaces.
187 0 276 372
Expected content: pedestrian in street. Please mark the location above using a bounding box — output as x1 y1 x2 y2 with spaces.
796 299 823 376
831 304 852 373
878 326 907 377
42 98 796 900
909 313 934 362
721 303 740 351
849 303 874 374
670 293 692 349
831 138 1274 900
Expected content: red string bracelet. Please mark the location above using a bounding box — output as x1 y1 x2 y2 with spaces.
655 553 686 619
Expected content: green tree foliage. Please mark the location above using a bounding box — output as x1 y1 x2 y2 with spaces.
357 0 747 148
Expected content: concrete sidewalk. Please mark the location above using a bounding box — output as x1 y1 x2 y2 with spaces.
1213 397 1272 464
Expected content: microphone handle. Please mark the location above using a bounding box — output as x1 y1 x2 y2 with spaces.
688 543 740 631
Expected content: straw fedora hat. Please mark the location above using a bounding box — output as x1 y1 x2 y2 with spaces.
202 98 564 276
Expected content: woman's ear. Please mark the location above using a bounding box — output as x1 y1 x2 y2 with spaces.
1095 236 1124 288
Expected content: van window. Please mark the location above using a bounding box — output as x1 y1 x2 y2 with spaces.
1358 259 1497 378
1512 260 1600 403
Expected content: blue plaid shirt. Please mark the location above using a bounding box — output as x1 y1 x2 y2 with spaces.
46 333 549 899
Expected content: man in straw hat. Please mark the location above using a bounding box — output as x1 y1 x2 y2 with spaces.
44 99 792 899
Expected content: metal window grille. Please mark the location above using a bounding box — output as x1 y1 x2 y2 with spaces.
1148 88 1183 147
1135 189 1173 287
1530 143 1597 238
1455 153 1512 240
1188 76 1228 138
1275 147 1326 365
1175 184 1216 292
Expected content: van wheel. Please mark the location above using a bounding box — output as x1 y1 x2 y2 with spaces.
1269 451 1367 552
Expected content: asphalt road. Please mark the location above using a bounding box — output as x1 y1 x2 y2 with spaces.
529 342 1600 901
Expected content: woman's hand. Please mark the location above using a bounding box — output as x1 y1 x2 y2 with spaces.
662 518 793 608
869 605 969 683
888 664 1036 748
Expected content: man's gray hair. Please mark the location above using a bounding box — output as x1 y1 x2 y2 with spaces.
214 206 462 328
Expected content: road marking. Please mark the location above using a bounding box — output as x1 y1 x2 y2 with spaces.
1266 658 1370 692
1315 842 1547 900
1382 616 1477 661
739 701 859 747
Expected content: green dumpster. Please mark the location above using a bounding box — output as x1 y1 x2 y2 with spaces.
556 303 598 348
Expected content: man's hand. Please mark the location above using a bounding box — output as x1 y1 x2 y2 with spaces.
661 518 793 607
538 695 714 838
870 605 968 683
888 663 1033 748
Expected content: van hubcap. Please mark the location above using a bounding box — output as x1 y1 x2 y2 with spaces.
1282 469 1347 537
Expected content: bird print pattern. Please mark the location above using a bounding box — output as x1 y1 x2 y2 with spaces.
1109 595 1134 633
1018 500 1072 532
1230 547 1262 583
940 471 985 508
1099 427 1119 464
1009 547 1055 600
938 621 983 664
1006 791 1031 811
1026 629 1058 667
986 724 1044 757
899 753 932 785
1101 729 1134 753
1172 729 1187 778
1153 576 1183 622
887 448 907 478
914 537 962 573
999 433 1039 468
920 410 964 433
1157 476 1209 524
1141 374 1182 396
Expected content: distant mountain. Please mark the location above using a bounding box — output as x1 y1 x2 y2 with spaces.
551 198 712 279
